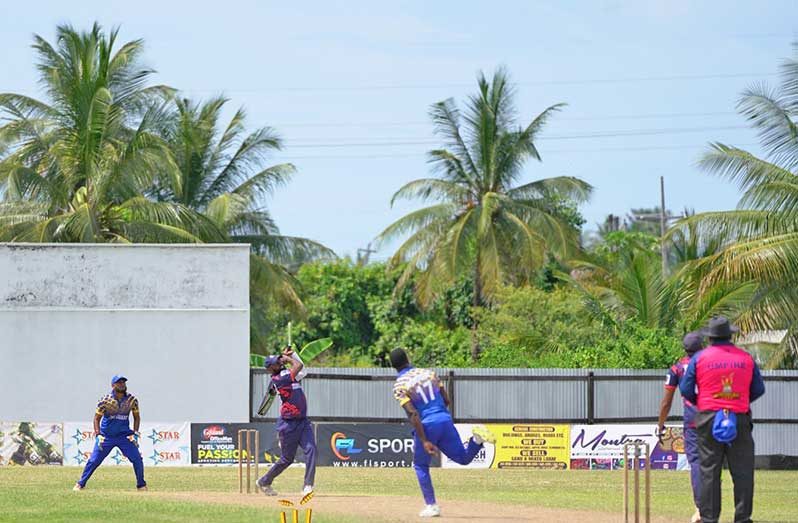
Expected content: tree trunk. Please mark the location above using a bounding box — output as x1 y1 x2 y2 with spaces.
470 256 483 362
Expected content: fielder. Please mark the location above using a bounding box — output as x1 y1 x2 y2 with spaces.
257 347 316 496
73 375 146 491
390 348 496 518
657 332 705 523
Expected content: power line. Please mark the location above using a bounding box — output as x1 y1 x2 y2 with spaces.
276 142 759 161
274 111 739 128
284 124 749 148
177 72 777 93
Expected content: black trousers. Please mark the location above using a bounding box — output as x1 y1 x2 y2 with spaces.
694 410 755 523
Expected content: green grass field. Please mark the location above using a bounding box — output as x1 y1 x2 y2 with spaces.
0 466 795 522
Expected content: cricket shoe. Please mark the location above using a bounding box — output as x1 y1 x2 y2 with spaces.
419 504 441 518
137 486 148 492
691 508 702 523
302 485 314 496
72 483 84 491
257 481 277 496
471 425 496 445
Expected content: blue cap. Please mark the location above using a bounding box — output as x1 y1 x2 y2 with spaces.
712 410 738 444
111 375 127 386
264 355 280 368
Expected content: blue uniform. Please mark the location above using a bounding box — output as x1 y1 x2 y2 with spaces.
77 392 145 488
259 368 317 488
394 367 482 505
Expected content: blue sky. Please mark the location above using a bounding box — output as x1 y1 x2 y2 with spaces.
1 1 796 258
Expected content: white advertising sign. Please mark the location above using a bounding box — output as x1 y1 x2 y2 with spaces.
63 422 190 467
440 424 495 469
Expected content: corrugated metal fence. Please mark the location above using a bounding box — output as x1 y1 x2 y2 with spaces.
250 367 798 455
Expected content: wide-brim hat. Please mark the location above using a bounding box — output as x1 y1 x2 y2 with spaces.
701 316 740 339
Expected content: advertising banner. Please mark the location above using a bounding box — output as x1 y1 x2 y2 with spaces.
63 422 191 467
0 422 63 466
317 423 437 468
492 424 570 469
570 424 684 470
442 424 569 469
440 424 494 469
190 422 305 466
650 426 689 471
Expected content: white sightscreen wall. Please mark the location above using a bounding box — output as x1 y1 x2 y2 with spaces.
0 244 249 423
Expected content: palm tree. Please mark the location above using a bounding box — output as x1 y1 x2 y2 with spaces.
565 234 758 335
0 24 220 243
675 44 798 367
154 96 335 331
378 68 592 360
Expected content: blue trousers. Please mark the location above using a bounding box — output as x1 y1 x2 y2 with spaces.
259 418 317 487
413 420 482 505
684 425 701 506
77 434 145 488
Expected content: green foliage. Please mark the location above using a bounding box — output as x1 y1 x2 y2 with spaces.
299 338 334 361
264 260 393 361
272 264 689 369
263 259 473 366
475 285 682 368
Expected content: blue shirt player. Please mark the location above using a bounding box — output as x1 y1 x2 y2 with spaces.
390 348 496 518
73 375 146 491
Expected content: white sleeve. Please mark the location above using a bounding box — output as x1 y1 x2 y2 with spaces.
292 352 308 381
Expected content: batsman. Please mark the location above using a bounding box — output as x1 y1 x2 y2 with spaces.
256 346 316 496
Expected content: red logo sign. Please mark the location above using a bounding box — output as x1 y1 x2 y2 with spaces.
159 451 183 462
203 426 225 438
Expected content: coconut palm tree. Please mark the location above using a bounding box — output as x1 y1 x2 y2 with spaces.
378 68 592 360
0 24 221 243
564 233 758 335
155 96 334 320
675 45 798 367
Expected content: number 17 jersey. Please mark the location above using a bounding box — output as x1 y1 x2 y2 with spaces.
393 367 451 424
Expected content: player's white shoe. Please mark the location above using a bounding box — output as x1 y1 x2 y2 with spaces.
302 485 314 496
137 486 148 492
471 425 496 445
419 504 441 518
72 483 83 491
691 507 702 523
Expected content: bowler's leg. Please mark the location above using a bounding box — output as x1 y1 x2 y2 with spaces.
436 421 482 465
412 430 436 505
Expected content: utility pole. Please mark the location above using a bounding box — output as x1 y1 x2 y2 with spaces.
356 242 377 266
660 176 667 276
630 177 682 276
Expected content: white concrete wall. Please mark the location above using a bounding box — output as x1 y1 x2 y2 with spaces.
0 244 250 423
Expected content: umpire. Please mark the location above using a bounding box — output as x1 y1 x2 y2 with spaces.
680 316 766 523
